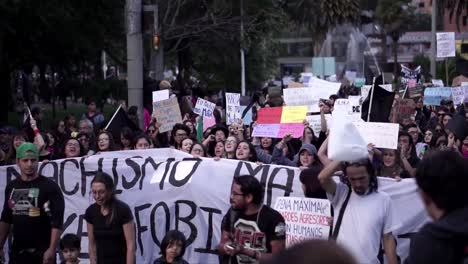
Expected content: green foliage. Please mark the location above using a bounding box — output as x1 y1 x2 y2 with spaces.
412 53 459 83
376 0 415 42
158 0 288 92
284 0 361 45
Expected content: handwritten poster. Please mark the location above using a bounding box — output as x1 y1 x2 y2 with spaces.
451 86 468 105
423 87 452 106
153 97 182 133
226 93 241 125
436 32 456 58
274 197 332 247
353 122 400 149
306 114 332 136
193 98 216 117
280 106 308 123
396 99 416 122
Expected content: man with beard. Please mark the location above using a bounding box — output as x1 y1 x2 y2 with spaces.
0 143 64 263
318 160 398 264
218 175 285 264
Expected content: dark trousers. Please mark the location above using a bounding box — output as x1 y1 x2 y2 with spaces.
9 249 54 264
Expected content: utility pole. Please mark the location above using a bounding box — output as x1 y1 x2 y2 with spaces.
240 0 246 96
430 0 437 78
126 0 144 129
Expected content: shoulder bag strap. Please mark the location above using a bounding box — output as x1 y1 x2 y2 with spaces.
331 185 351 240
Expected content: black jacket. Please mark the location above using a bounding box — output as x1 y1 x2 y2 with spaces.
405 206 468 264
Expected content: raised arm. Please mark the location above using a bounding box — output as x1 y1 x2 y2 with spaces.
318 160 341 195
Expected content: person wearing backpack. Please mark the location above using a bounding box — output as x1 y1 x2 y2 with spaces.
405 150 468 264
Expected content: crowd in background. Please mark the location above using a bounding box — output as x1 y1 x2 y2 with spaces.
1 80 467 178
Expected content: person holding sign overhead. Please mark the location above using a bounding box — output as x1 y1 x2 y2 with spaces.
318 160 399 264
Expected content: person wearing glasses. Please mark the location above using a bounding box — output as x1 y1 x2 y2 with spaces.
318 160 399 264
170 124 190 150
218 175 285 264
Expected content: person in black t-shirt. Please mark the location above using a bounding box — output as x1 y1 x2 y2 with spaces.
218 175 286 264
0 142 65 264
84 172 135 264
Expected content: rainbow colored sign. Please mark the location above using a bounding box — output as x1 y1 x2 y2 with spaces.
252 106 307 138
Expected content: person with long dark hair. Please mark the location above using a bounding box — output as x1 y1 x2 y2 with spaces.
235 140 258 162
318 160 397 264
96 131 116 153
85 172 135 264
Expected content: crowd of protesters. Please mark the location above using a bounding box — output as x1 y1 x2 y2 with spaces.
0 78 467 263
2 80 466 176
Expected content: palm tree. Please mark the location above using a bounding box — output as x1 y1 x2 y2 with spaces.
376 0 415 79
283 0 361 55
440 0 468 31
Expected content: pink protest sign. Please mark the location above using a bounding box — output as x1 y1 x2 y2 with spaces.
278 123 304 138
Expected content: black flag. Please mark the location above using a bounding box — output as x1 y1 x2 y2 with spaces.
105 106 141 143
361 75 395 122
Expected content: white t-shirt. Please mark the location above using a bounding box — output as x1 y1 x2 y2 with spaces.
327 181 398 264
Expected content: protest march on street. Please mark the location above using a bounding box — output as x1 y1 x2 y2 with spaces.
2 1 468 264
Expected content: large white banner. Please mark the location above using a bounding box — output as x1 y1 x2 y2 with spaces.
0 149 428 263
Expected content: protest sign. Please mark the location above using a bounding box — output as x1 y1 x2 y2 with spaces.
193 98 216 117
153 97 182 133
274 197 331 247
328 116 368 161
0 149 428 263
252 124 281 138
306 114 332 136
451 86 468 105
395 99 416 123
353 122 400 149
278 123 305 138
361 85 372 99
240 105 253 125
203 115 216 132
225 93 241 125
379 84 393 92
257 107 283 124
280 106 308 123
401 65 421 89
254 107 305 138
436 32 456 58
152 90 170 103
284 79 340 112
252 123 304 138
423 87 452 106
333 99 362 122
432 79 444 87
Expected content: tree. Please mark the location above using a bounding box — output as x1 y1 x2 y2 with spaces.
376 0 415 79
156 0 288 92
282 0 361 54
440 0 468 31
